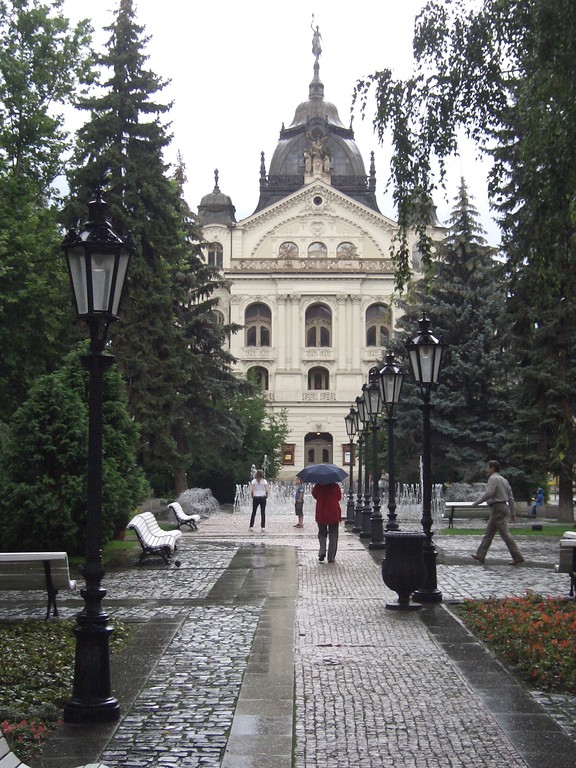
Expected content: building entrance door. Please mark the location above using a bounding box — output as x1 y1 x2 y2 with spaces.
304 432 333 464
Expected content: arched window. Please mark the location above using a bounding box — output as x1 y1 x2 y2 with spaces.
366 303 390 347
305 303 332 347
245 303 272 347
207 242 223 268
247 366 269 390
279 241 299 258
308 241 327 258
412 244 423 272
211 309 225 325
308 366 329 390
337 241 357 258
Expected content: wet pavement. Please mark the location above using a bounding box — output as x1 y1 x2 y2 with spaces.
3 509 576 767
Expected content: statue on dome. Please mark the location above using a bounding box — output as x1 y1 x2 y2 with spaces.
312 19 322 61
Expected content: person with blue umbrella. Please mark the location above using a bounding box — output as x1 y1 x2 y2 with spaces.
311 482 342 563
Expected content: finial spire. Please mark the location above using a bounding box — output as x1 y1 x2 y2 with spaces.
311 16 322 62
213 169 220 192
309 16 324 99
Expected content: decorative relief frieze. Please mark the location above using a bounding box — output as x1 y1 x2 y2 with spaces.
302 392 337 401
234 259 394 272
304 349 333 360
242 348 275 359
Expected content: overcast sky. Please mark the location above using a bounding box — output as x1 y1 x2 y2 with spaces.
61 0 498 244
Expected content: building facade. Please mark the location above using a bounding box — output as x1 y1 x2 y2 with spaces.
197 32 442 479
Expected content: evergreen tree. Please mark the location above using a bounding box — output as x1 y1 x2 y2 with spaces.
0 0 93 423
66 0 190 482
0 343 148 554
359 0 576 518
66 1 254 495
393 180 514 484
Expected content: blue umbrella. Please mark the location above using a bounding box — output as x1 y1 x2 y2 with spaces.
297 463 348 485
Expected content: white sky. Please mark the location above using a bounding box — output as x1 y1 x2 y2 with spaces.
61 0 499 244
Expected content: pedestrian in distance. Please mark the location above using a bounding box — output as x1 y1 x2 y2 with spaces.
249 469 269 531
471 460 525 566
312 482 342 563
531 486 545 517
294 477 304 528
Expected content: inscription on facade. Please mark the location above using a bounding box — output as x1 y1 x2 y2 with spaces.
302 392 336 401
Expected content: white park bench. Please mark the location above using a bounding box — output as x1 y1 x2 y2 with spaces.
558 531 576 596
0 552 76 620
127 512 182 564
168 501 201 531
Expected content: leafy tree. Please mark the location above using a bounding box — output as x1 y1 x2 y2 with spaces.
0 343 148 553
188 390 289 503
357 0 576 518
391 179 514 485
0 0 93 423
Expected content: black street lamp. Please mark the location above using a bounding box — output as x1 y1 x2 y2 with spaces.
344 406 358 527
378 352 405 531
357 389 373 540
406 315 444 604
62 190 132 723
364 369 385 550
352 396 366 533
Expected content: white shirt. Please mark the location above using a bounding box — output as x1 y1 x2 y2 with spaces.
251 478 269 498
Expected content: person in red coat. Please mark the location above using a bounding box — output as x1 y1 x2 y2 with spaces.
311 482 342 563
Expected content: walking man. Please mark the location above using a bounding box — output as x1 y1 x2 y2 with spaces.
471 460 525 566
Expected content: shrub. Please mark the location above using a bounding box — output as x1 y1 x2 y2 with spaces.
0 344 149 554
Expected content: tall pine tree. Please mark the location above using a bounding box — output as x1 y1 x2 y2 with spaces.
66 0 189 485
66 0 250 492
393 179 514 485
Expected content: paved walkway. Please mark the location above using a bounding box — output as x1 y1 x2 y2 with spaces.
4 509 576 768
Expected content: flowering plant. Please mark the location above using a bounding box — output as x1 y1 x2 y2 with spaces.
458 592 576 693
1 718 58 757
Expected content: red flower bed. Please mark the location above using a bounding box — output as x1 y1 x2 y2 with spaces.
458 592 576 693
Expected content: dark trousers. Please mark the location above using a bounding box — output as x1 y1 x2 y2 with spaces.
318 523 339 561
250 497 267 528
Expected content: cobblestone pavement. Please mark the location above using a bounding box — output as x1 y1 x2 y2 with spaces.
3 509 576 767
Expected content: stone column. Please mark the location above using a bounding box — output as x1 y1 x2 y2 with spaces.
277 296 287 370
352 296 362 370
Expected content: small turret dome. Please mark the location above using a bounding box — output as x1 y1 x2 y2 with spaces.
198 170 236 226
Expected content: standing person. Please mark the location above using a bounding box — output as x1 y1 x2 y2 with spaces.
294 477 305 528
250 469 269 531
471 460 524 566
531 486 545 517
312 482 342 563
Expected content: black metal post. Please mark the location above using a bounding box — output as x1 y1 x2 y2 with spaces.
369 420 385 549
413 390 442 603
345 442 355 526
353 432 364 533
385 413 399 531
64 340 120 723
360 428 372 539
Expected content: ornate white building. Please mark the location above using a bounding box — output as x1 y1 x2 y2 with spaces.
197 32 443 479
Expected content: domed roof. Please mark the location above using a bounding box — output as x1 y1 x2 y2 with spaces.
198 170 236 226
254 28 379 214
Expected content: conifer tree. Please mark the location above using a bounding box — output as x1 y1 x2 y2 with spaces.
66 1 251 492
66 0 191 484
393 179 514 484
